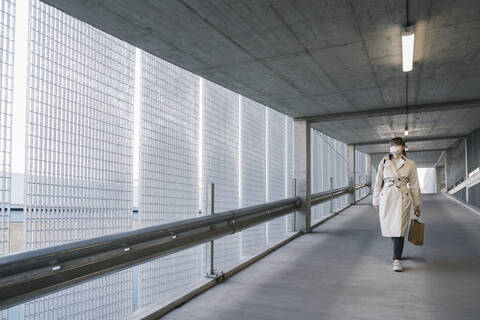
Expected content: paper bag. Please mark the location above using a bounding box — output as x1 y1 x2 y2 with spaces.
408 219 424 246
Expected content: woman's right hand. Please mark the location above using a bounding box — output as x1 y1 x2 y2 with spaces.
375 205 379 212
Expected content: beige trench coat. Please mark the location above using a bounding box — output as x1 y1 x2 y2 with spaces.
372 155 422 237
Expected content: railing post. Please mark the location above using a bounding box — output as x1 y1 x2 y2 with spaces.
294 120 311 233
347 144 356 204
209 183 215 276
329 177 334 213
292 178 297 232
205 183 222 279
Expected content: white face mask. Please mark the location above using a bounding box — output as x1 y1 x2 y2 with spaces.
390 145 402 155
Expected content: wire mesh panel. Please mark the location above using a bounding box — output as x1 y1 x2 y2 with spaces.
356 149 367 199
285 116 294 231
202 79 240 271
23 1 134 318
311 130 349 222
266 108 286 243
0 0 14 257
138 51 200 307
239 97 266 257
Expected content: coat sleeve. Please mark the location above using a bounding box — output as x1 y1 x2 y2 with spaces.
408 161 423 207
372 159 384 206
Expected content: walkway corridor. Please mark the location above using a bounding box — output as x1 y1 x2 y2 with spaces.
164 194 480 320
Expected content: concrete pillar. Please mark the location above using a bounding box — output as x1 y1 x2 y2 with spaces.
365 153 372 194
294 120 311 233
436 166 445 193
347 144 356 204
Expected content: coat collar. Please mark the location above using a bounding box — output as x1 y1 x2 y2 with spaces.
385 154 407 170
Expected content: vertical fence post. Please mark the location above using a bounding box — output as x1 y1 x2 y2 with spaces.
205 183 223 279
209 183 215 276
329 177 334 213
292 178 296 232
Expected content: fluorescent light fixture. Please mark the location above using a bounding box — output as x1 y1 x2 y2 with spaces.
404 123 409 136
402 25 415 72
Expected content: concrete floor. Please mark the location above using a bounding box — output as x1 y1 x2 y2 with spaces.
163 194 480 320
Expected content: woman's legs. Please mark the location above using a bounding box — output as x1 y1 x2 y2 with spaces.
391 237 405 260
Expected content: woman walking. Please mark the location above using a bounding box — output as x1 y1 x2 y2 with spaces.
372 137 422 272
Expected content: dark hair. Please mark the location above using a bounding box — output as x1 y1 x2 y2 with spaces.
389 137 407 157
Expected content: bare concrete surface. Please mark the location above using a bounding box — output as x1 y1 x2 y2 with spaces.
40 1 480 154
162 194 480 320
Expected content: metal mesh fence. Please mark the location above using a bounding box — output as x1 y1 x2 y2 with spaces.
202 79 240 271
240 96 267 257
1 1 304 317
23 1 135 318
0 0 14 257
137 51 201 307
266 108 287 243
355 149 368 199
311 129 348 223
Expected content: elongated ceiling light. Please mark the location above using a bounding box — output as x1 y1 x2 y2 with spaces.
402 25 415 72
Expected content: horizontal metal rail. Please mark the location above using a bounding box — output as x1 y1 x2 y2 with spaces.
354 183 370 190
0 184 370 309
311 186 352 206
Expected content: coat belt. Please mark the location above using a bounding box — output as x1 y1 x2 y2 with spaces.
383 177 409 183
383 177 409 191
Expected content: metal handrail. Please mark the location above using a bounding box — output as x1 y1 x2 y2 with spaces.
311 186 353 206
354 183 370 190
0 184 370 309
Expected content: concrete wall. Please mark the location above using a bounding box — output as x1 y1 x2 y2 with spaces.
446 139 466 190
446 127 480 209
467 127 480 174
466 127 480 209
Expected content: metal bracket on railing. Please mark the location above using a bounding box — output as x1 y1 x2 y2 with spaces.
228 218 237 234
205 270 225 281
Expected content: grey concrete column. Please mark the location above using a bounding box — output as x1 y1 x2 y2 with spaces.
435 166 445 193
294 120 311 233
365 153 372 194
347 144 356 204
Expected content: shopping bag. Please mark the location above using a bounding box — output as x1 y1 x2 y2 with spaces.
408 218 424 246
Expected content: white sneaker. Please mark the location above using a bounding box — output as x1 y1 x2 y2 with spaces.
393 259 402 272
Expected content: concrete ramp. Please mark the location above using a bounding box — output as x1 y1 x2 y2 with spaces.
163 194 480 320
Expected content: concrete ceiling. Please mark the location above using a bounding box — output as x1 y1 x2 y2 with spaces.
41 0 480 154
315 107 480 153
